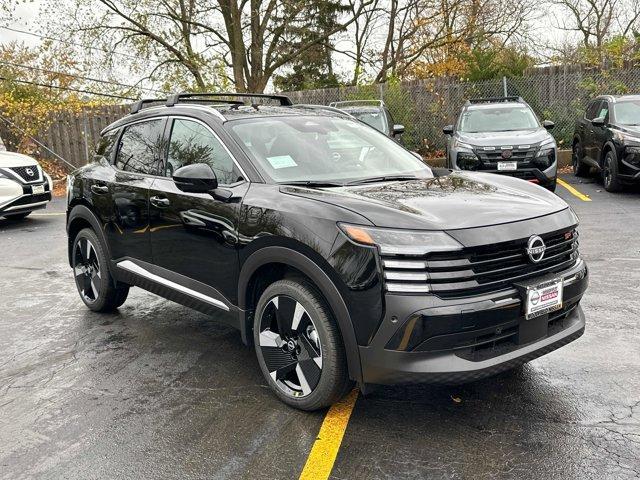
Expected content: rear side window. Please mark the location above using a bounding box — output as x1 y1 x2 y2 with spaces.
115 119 165 175
585 100 602 120
165 119 241 184
95 129 119 160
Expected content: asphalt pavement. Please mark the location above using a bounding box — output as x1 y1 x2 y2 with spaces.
0 174 639 480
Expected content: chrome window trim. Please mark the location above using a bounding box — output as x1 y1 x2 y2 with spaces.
116 260 230 311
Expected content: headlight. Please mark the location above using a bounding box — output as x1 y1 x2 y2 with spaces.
338 223 463 256
536 138 556 157
614 130 640 143
453 138 474 151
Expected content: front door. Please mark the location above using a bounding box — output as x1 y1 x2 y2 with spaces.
583 100 602 163
148 117 247 305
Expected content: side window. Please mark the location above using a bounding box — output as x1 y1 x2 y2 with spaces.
597 101 609 121
585 100 602 121
115 119 165 175
166 119 241 185
95 129 119 160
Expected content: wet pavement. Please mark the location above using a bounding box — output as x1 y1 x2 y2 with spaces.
1 175 639 479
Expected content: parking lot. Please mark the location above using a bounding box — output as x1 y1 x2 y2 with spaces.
0 174 639 480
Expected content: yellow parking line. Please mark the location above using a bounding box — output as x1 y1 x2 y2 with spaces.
299 389 359 480
557 178 591 202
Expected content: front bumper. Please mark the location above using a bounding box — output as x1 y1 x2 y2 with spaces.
359 260 587 385
0 178 52 215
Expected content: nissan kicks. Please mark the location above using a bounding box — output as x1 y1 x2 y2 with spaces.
572 94 640 191
1 151 53 220
66 93 588 410
443 97 558 191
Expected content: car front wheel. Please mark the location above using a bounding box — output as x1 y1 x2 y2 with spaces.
603 150 623 192
253 279 352 410
72 228 129 312
572 142 589 177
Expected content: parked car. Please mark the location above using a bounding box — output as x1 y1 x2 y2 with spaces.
329 100 404 139
67 92 588 411
0 151 53 220
572 94 640 192
443 96 558 191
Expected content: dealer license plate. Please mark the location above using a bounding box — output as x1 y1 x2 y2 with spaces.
32 184 45 195
497 161 517 171
525 278 563 319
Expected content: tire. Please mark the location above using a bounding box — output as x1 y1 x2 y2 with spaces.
4 212 30 220
253 279 352 411
603 150 623 192
72 228 129 312
572 142 589 177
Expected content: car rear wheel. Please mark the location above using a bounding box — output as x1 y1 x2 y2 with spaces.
603 151 623 192
254 279 352 411
72 228 129 312
4 212 30 220
572 142 589 177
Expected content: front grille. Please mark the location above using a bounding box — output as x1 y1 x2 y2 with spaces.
9 165 41 183
474 145 537 162
382 228 579 298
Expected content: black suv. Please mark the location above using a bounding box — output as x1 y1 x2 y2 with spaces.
67 93 588 410
443 97 558 191
572 95 640 191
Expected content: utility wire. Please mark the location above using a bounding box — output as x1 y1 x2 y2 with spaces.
0 60 165 94
0 25 143 62
0 76 135 100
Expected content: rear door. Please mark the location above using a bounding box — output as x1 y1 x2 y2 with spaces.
148 117 247 305
106 118 167 262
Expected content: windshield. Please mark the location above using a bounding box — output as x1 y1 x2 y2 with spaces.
348 110 388 134
459 106 539 133
613 100 640 125
226 115 431 183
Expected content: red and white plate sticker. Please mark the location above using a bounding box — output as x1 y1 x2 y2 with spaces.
525 279 563 319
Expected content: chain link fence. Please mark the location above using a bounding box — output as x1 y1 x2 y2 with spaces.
284 67 640 154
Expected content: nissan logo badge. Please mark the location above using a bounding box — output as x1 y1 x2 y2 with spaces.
526 235 546 263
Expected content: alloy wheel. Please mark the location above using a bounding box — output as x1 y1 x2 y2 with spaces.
603 157 612 189
258 295 322 398
73 238 101 303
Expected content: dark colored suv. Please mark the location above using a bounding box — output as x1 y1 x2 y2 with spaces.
67 93 588 410
443 97 558 191
572 94 640 191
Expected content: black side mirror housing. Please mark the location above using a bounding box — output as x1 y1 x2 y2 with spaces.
393 124 405 136
592 116 605 127
542 120 555 130
443 124 454 135
173 163 218 194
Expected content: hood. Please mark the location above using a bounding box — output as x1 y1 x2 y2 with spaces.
282 172 568 230
0 151 38 168
458 128 551 147
611 124 640 137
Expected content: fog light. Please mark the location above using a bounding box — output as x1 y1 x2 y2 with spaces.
457 152 480 170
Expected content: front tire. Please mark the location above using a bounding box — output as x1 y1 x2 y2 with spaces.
603 150 623 192
72 228 129 312
572 142 590 177
253 279 352 411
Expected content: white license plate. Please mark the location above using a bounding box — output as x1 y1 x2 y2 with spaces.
32 184 45 194
497 161 517 171
525 279 563 319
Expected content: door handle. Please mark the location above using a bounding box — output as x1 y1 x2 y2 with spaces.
150 195 170 208
91 184 109 194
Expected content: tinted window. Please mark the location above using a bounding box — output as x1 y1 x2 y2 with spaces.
585 100 602 120
166 119 240 185
115 119 165 175
95 129 119 160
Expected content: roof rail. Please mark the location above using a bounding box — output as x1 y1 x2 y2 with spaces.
166 92 293 107
466 96 523 105
329 100 385 108
130 98 167 114
294 104 355 117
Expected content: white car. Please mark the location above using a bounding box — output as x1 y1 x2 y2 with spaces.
0 151 53 220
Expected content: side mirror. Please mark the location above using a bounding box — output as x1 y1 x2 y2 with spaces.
542 120 555 130
393 124 405 136
173 163 218 193
442 124 454 135
592 116 605 127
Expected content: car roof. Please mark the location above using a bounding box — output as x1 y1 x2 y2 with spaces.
464 102 528 111
596 94 640 103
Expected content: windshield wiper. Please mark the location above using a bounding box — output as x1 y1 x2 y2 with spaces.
278 180 345 187
345 175 418 185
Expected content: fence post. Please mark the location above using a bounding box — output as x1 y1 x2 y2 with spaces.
82 109 90 164
502 76 508 96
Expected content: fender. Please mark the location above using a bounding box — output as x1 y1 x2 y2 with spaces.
238 246 363 384
66 203 111 268
600 140 617 167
